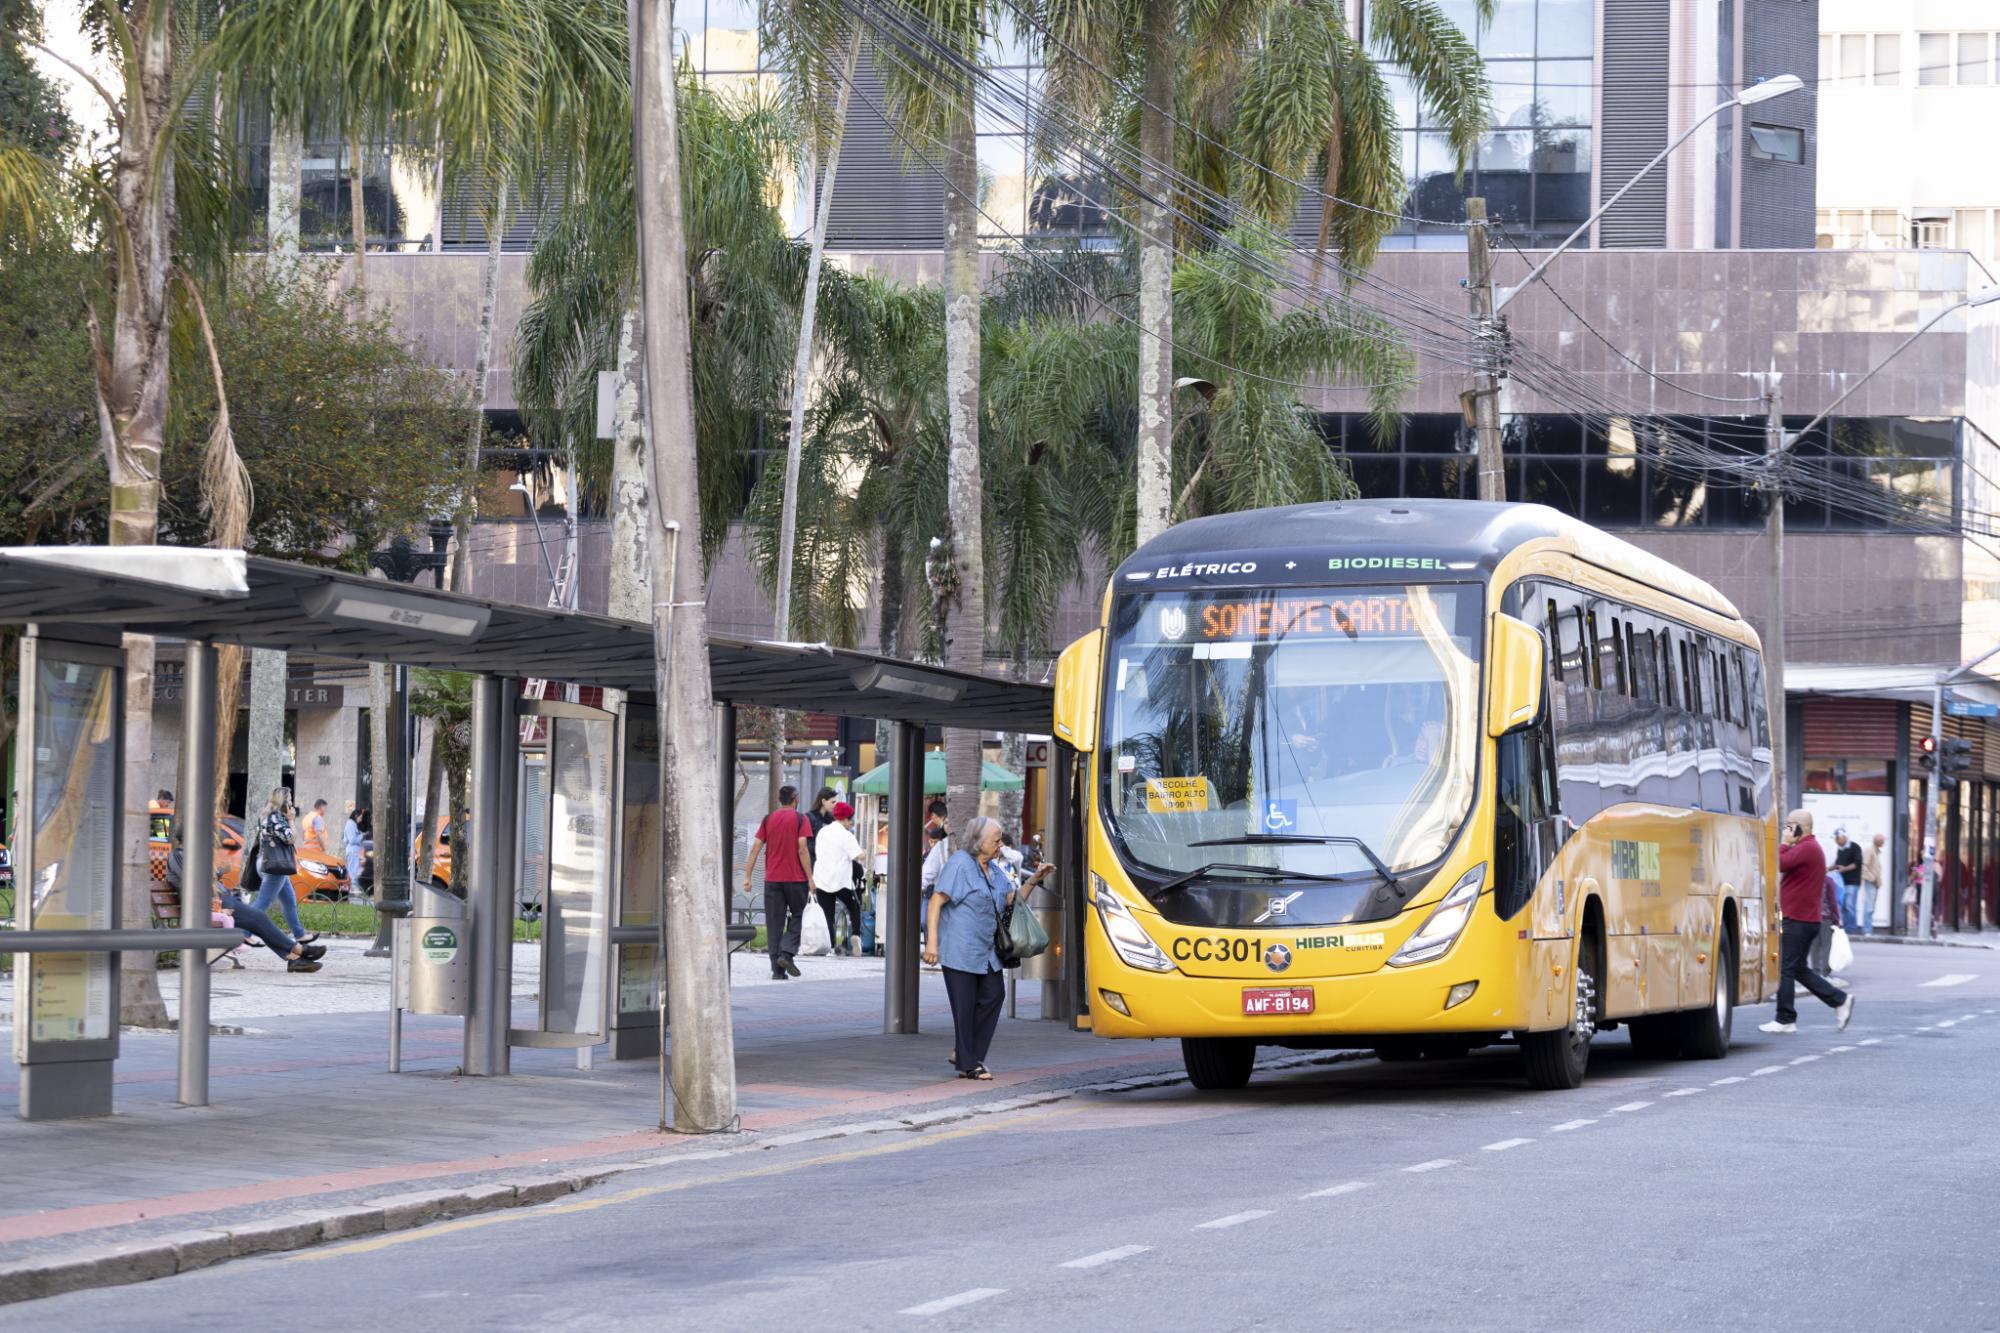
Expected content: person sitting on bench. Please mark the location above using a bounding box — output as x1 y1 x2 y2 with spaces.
167 828 326 973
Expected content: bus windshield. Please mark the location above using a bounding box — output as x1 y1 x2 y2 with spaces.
1099 583 1483 885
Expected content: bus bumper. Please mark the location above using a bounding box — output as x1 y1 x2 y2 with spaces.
1083 921 1578 1041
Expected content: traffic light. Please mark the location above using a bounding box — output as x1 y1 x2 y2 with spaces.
1918 735 1938 772
1942 738 1976 778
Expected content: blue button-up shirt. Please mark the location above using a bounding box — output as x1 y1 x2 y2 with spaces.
932 850 1010 974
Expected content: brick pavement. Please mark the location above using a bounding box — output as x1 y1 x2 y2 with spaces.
0 948 1181 1264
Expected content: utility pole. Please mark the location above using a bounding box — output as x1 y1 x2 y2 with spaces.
631 0 738 1132
1922 680 1942 941
1464 198 1505 502
1762 383 1786 819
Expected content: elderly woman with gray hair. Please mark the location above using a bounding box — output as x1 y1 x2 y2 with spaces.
924 815 1051 1079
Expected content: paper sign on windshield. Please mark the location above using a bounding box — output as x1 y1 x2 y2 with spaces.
1145 777 1211 813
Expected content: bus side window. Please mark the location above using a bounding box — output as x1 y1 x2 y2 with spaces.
1608 615 1628 695
1659 632 1676 709
1545 597 1564 682
1625 622 1646 702
1678 638 1696 713
1582 610 1602 691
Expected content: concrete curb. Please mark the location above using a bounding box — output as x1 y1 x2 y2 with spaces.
1853 934 1998 951
0 1048 1369 1307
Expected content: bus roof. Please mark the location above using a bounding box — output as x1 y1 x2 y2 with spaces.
1116 500 1741 621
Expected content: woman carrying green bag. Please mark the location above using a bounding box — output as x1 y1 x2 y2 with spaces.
924 817 1046 1081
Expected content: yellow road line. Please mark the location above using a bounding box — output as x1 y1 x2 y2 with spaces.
289 1104 1084 1264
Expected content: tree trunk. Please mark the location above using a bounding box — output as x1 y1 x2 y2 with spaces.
213 644 243 815
449 179 509 594
347 123 367 289
412 719 447 886
607 305 651 621
633 0 737 1131
101 2 178 1027
1133 0 1176 546
246 649 286 813
268 103 303 263
940 94 985 825
773 25 861 639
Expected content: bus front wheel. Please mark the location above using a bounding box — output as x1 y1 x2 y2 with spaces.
1182 1037 1256 1091
1521 936 1599 1091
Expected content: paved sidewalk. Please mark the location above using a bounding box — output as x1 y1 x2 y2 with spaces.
1854 928 1998 950
0 939 1186 1286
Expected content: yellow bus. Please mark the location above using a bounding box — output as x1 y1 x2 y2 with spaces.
1051 500 1778 1091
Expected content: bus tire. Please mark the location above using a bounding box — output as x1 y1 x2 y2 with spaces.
1626 1015 1683 1061
1521 933 1599 1091
1182 1038 1256 1091
1678 930 1735 1060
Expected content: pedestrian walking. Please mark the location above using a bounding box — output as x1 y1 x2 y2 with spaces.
300 798 332 857
807 786 839 838
812 801 866 954
1860 832 1885 936
1832 828 1862 930
1812 866 1841 975
1761 809 1853 1034
925 817 1028 1080
1905 848 1927 933
250 787 316 946
168 827 325 972
343 806 370 889
743 784 812 979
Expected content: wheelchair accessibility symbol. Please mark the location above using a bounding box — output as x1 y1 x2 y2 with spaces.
1263 800 1298 833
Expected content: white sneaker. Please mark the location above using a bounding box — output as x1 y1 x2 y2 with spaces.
1758 1020 1797 1034
1836 996 1855 1031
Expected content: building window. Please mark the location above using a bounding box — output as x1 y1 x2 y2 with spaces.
1960 33 1991 85
1913 217 1952 249
1919 32 1952 85
1747 123 1804 164
1876 33 1901 85
1822 32 1902 85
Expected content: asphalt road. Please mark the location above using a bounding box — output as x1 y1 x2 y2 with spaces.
10 944 1996 1332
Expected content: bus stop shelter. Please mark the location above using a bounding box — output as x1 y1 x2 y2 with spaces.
0 547 1068 1120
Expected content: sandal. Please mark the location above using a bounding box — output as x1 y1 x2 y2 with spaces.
959 1066 993 1081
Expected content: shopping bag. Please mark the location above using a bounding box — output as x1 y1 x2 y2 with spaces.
1006 902 1051 961
1828 925 1853 973
800 899 833 955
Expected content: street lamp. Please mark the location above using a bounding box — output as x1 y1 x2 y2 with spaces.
1465 74 1803 500
1761 283 2000 938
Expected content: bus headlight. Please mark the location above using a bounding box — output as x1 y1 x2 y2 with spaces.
1092 876 1175 973
1387 865 1486 968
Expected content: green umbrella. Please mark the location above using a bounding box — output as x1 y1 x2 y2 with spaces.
850 753 1024 796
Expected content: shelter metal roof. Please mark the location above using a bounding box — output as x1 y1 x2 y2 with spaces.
0 547 1052 734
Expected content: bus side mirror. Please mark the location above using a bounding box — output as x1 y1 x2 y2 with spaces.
1487 613 1545 738
1052 630 1103 753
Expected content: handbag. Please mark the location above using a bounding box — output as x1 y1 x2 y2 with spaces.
258 828 298 877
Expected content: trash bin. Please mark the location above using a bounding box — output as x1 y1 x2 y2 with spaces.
402 882 470 1016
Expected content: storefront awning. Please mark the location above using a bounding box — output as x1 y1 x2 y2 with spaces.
1785 662 2000 709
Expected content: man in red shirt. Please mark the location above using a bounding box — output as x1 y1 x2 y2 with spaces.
1761 808 1853 1034
743 785 813 980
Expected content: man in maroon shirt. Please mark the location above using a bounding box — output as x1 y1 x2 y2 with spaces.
1761 808 1854 1034
743 785 813 980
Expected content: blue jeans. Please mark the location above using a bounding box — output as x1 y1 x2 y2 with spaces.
1838 885 1858 931
253 870 303 936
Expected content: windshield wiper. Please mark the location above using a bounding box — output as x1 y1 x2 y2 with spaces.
1188 834 1405 897
1152 861 1346 897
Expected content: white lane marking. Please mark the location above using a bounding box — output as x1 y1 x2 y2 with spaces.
1301 1182 1369 1200
902 1289 1003 1317
1060 1245 1151 1270
1751 1065 1785 1076
1937 1020 1958 1028
1550 1119 1597 1132
1664 1088 1704 1098
1827 1045 1855 1053
1789 1055 1822 1065
1858 1037 1883 1046
1917 1025 1935 1031
1197 1210 1273 1230
1611 1100 1652 1113
1403 1158 1457 1173
1922 974 1976 988
1482 1138 1534 1152
1961 1014 1978 1022
1711 1076 1746 1086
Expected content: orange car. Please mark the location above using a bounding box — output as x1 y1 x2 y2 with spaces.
147 810 350 900
413 816 458 888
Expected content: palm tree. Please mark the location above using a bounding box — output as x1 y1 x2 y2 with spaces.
0 0 252 1024
1034 0 1492 543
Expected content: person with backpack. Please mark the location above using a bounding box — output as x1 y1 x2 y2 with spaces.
743 784 812 979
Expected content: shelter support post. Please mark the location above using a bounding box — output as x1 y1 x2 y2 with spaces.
884 720 923 1034
718 702 736 914
464 674 518 1075
176 639 218 1105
